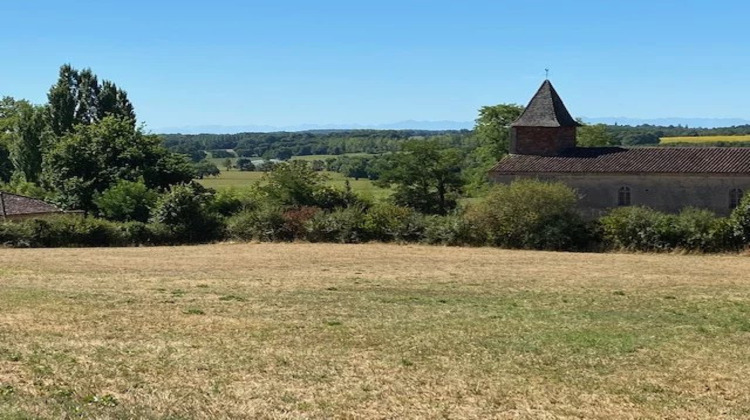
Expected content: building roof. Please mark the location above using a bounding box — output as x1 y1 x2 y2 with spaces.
490 147 750 175
510 80 582 128
0 192 63 217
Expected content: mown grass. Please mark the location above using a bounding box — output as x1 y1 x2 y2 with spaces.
1 244 750 418
197 170 391 200
660 135 750 144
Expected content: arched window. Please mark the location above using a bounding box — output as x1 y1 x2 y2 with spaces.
617 187 631 206
730 188 743 209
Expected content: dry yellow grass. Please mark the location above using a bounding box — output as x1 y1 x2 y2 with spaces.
1 243 750 418
660 135 750 144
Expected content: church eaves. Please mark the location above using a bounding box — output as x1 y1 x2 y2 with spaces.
510 80 582 128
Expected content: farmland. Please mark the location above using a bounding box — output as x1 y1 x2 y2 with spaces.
196 169 392 200
2 244 750 418
660 135 750 145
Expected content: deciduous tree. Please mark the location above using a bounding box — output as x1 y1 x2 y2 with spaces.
9 102 48 183
47 64 136 136
42 117 193 211
377 139 463 215
577 123 614 147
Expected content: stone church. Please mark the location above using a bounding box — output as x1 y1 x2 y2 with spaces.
489 80 750 216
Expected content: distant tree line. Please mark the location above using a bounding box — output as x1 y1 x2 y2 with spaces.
162 129 474 162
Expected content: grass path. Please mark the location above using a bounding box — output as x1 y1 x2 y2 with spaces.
1 244 750 418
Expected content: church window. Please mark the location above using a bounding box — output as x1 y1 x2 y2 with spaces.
617 187 631 206
730 188 743 209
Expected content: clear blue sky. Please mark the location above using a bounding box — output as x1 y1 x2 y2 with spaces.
2 0 749 130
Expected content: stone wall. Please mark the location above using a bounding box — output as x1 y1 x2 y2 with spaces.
489 172 750 217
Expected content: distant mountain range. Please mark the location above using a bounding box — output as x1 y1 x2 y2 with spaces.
582 117 750 128
154 117 750 134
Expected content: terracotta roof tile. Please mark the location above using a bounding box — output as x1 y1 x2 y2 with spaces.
490 147 750 174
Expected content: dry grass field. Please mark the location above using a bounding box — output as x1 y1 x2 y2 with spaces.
2 244 750 418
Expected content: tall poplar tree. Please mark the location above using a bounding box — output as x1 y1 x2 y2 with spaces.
47 64 136 136
10 102 47 183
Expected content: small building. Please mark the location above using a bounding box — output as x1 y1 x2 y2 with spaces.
489 80 750 216
0 191 66 221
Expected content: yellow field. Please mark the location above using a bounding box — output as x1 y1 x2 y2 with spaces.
2 243 750 418
660 135 750 144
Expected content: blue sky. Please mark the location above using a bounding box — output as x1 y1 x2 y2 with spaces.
2 0 749 131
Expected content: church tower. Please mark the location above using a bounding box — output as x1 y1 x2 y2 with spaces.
509 80 581 156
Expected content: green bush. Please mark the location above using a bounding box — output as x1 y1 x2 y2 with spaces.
151 183 223 242
0 221 33 247
226 206 287 242
600 206 730 252
422 214 475 246
305 207 367 243
673 208 730 252
466 180 591 250
729 193 750 249
600 206 676 251
0 216 129 247
93 179 158 223
363 203 425 242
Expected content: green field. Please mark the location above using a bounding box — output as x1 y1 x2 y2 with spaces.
291 153 376 161
660 135 750 144
197 170 392 200
2 244 750 418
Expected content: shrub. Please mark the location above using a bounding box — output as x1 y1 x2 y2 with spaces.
422 214 475 246
262 161 326 207
151 183 223 242
93 179 158 223
312 186 362 210
305 207 367 243
729 193 750 249
193 160 220 178
209 150 234 159
226 205 287 242
0 216 129 247
600 207 676 251
363 203 425 242
0 221 33 247
672 208 729 252
600 206 730 252
466 179 590 250
236 158 255 171
282 206 321 240
208 188 246 217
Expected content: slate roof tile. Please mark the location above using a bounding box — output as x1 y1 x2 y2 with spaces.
510 80 581 128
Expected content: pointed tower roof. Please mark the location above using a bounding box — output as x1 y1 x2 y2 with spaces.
510 80 582 127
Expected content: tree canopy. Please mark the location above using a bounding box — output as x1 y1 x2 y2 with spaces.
377 139 463 215
42 117 193 211
47 64 136 136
